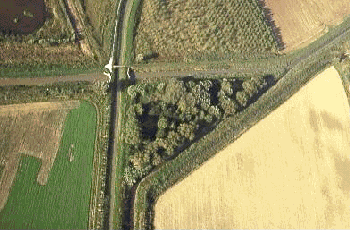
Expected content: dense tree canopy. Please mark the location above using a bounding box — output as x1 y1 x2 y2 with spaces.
123 75 272 186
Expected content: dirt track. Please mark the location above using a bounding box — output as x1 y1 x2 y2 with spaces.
0 73 108 86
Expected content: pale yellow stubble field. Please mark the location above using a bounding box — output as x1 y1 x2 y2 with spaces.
154 67 350 229
265 0 350 52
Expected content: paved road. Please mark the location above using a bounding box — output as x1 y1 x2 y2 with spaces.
0 73 108 86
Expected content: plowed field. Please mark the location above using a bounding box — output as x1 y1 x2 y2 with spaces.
265 0 350 52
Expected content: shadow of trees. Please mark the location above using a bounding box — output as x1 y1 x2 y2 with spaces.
257 0 285 51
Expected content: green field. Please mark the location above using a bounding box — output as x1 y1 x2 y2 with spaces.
0 101 97 229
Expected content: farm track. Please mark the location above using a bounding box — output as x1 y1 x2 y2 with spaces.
135 66 286 79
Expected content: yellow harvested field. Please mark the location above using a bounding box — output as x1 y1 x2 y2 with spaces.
0 101 79 211
154 67 350 229
265 0 350 52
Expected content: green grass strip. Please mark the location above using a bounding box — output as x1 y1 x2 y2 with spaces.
0 65 102 78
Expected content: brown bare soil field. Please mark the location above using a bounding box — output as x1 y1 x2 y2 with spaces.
154 67 350 229
265 0 350 52
0 101 79 211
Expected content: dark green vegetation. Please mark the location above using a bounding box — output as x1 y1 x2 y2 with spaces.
0 61 100 78
0 82 91 104
123 76 273 186
134 0 280 63
0 101 96 229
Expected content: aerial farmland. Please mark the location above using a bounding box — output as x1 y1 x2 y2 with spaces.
1 0 350 229
0 101 97 229
153 67 350 229
264 0 350 52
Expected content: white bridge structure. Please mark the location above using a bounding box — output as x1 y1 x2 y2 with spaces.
103 57 132 82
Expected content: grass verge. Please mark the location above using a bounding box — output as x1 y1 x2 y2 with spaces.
0 65 102 78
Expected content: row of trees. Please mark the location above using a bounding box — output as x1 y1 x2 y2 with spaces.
123 75 270 186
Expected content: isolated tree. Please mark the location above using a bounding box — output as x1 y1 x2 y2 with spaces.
208 105 222 119
199 80 213 91
166 130 182 155
124 166 138 186
251 76 266 88
177 93 195 112
127 84 146 101
133 103 143 115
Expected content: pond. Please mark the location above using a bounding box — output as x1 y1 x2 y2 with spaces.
0 0 50 35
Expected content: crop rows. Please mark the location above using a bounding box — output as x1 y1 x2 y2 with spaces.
135 0 278 62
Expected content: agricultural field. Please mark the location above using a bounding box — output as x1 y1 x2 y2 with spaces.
265 0 350 52
134 0 279 63
0 0 99 75
154 67 350 229
0 101 97 229
0 101 79 210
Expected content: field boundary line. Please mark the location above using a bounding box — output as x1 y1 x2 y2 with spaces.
88 101 101 229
